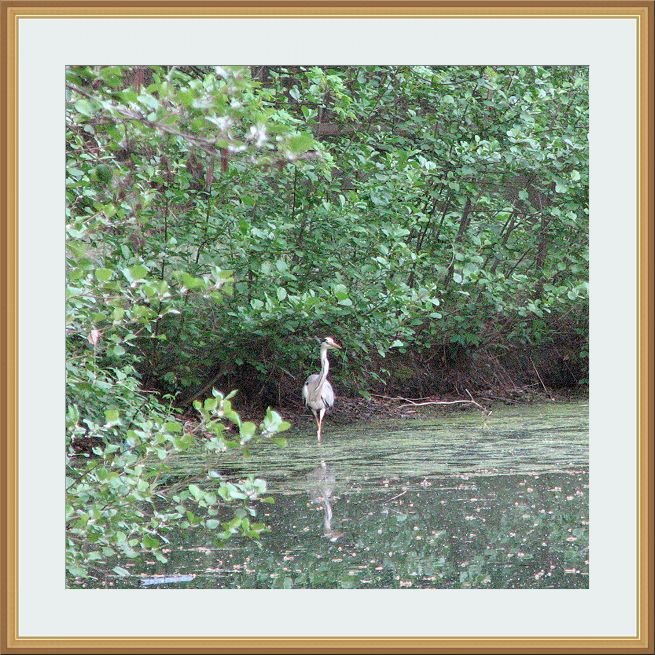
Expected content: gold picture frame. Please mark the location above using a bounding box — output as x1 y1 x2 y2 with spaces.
1 1 652 652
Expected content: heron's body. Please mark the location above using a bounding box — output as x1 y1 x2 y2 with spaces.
302 373 335 411
302 337 341 441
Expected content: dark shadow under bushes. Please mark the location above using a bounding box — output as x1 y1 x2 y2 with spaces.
158 336 588 419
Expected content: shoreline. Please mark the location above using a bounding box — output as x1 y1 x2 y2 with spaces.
247 386 589 428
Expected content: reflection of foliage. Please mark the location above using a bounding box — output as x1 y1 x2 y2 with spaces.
71 472 587 589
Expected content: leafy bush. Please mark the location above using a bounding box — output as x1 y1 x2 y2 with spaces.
66 64 588 576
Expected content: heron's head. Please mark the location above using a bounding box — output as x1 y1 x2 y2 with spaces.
321 336 342 350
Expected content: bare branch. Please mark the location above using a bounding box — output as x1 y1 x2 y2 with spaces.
373 391 491 416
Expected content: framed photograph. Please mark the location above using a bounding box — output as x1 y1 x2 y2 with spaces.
1 1 652 652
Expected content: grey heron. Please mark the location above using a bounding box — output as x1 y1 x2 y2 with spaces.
302 336 342 442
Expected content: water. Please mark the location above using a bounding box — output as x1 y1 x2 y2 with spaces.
88 401 589 589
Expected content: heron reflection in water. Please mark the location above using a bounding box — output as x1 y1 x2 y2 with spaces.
306 461 344 542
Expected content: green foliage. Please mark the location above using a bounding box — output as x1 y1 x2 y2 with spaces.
66 383 290 578
66 64 588 576
68 64 587 399
66 66 301 579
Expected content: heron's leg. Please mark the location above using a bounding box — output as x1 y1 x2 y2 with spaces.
317 407 326 442
311 410 321 441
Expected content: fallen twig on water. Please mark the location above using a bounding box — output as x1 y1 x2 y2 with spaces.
384 489 408 504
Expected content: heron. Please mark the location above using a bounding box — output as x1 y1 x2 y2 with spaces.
302 336 342 442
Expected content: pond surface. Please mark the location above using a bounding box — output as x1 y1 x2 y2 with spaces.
97 401 589 589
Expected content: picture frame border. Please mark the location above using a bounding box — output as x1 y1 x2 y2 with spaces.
1 1 652 653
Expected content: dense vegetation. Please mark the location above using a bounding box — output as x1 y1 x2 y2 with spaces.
66 65 588 579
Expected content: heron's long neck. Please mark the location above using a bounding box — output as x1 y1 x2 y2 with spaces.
316 345 330 387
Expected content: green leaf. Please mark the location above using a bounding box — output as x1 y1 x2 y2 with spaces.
104 408 120 425
164 421 182 434
179 272 204 290
95 268 113 282
130 264 148 280
142 534 160 549
287 133 314 154
112 566 130 577
240 421 257 440
123 265 148 283
204 397 218 412
188 484 203 501
74 99 95 117
174 434 194 450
